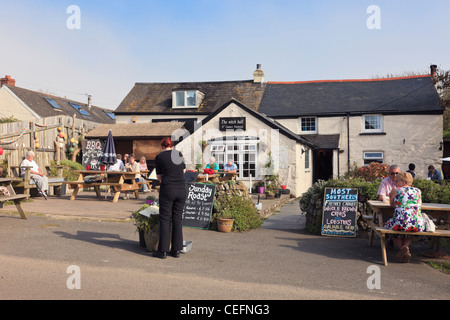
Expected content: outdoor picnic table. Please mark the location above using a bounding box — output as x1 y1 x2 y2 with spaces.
195 174 220 183
0 178 29 219
65 170 149 203
367 200 450 265
217 171 239 182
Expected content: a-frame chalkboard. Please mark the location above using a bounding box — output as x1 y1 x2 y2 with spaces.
321 187 358 237
182 182 216 230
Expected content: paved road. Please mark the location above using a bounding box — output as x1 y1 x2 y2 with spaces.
0 198 449 304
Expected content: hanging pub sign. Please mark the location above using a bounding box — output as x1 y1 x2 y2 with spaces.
219 117 246 131
321 187 358 237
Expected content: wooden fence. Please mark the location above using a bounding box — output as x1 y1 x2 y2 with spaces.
0 115 102 176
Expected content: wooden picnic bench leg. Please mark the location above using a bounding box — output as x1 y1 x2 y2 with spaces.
112 190 121 203
380 232 388 266
70 185 80 200
14 200 27 220
134 189 139 199
369 228 374 247
94 185 101 198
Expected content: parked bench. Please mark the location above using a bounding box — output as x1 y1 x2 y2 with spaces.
10 165 65 196
368 221 450 266
0 178 29 219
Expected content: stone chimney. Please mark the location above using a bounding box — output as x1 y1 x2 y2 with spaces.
87 94 92 109
253 64 265 83
0 75 16 87
430 64 438 84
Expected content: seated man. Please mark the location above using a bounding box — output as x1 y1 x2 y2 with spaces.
20 150 48 197
224 159 238 173
377 165 400 201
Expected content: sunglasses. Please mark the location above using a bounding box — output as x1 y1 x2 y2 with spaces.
390 172 400 176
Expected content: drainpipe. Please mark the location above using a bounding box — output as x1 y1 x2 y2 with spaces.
347 113 350 172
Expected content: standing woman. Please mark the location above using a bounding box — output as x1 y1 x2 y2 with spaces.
154 137 186 259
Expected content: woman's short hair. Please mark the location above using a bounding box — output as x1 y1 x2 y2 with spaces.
161 137 174 148
397 172 413 185
25 150 35 158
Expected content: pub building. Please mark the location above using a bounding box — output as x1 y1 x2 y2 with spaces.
113 64 443 197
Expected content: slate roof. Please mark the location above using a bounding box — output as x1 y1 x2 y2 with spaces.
259 75 442 117
85 122 185 139
5 85 115 124
115 80 266 114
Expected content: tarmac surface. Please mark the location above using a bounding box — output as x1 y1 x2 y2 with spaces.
0 191 449 302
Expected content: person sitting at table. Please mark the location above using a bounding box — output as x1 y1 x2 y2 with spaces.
20 150 49 197
206 157 219 173
123 154 149 199
224 159 238 173
108 154 125 172
377 165 400 201
384 172 425 263
427 165 443 181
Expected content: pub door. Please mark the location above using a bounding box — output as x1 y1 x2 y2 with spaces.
313 150 333 183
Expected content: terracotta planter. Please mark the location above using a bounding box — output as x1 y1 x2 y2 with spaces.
217 218 234 233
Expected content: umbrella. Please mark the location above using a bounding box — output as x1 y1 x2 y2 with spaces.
98 129 117 165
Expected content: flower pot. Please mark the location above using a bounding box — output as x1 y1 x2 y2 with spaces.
258 187 265 194
281 185 287 190
217 218 234 233
146 199 154 205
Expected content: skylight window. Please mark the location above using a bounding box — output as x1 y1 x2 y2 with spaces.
44 98 62 109
105 111 116 120
69 102 90 116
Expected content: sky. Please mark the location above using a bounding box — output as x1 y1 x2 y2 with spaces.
0 0 449 110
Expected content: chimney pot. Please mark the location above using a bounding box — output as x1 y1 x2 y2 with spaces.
430 64 438 83
0 75 16 87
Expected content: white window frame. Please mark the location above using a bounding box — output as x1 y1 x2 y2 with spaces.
300 117 318 134
304 148 311 171
363 114 383 133
172 90 204 109
210 140 259 180
363 151 384 164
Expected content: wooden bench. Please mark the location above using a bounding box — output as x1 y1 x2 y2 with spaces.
0 178 29 219
368 220 450 266
10 165 65 196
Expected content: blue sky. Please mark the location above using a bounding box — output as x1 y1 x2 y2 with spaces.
0 0 449 110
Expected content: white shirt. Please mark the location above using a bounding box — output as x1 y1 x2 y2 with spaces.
20 159 40 176
108 159 124 172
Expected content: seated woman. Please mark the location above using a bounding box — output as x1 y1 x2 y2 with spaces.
205 157 219 173
123 154 149 199
384 172 425 263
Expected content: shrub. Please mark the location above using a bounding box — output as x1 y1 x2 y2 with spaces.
213 193 263 232
412 179 450 204
49 159 83 181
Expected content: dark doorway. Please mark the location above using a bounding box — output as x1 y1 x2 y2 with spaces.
313 150 333 182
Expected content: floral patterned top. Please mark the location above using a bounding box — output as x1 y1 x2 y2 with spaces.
384 187 425 232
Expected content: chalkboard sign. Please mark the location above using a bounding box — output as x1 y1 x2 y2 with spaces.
182 182 216 229
82 139 104 170
321 188 358 237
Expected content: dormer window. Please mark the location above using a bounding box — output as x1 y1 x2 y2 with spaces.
172 90 204 109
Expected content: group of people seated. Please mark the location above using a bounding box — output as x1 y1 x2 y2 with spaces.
204 157 238 174
376 165 426 263
108 153 150 199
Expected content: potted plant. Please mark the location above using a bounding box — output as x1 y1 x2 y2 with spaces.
213 193 263 232
146 195 156 205
130 204 160 250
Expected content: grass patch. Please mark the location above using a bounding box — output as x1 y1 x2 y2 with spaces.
427 261 450 274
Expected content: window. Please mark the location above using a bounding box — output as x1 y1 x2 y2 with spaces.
304 148 310 170
69 102 90 116
44 98 62 109
104 111 116 120
172 90 203 108
300 117 317 134
363 115 382 133
363 151 384 165
210 139 258 179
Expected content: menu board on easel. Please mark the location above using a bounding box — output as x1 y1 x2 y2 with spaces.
321 188 358 237
82 139 104 170
182 182 216 230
